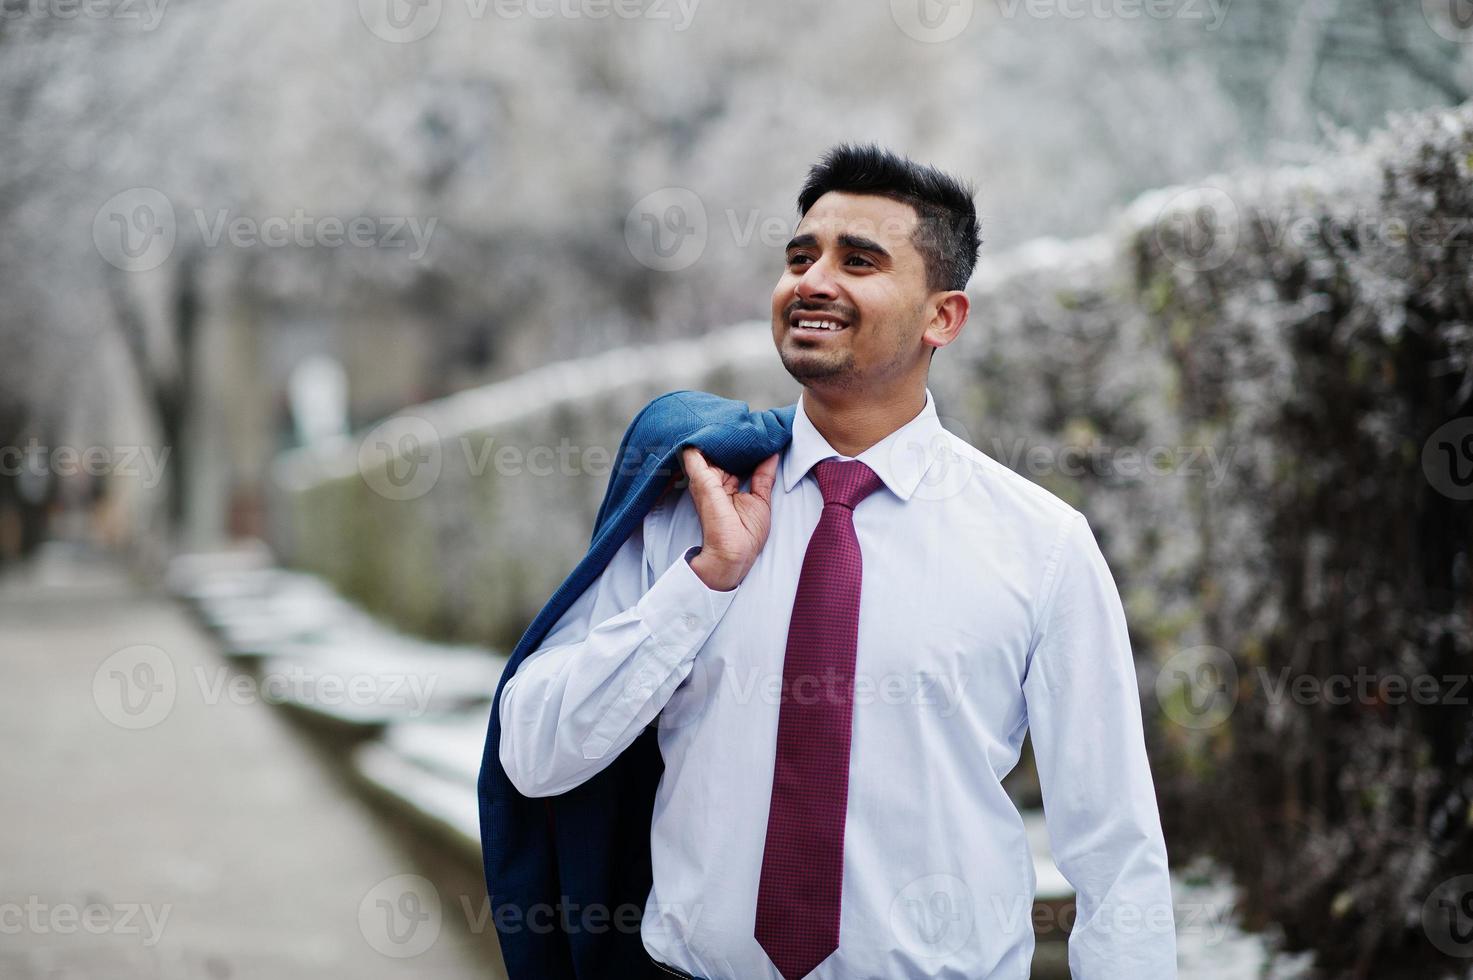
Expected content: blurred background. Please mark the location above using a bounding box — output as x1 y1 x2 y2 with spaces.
2 0 1472 977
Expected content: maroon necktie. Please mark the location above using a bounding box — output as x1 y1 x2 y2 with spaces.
755 458 884 980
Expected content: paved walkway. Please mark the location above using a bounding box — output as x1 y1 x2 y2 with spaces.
0 543 505 980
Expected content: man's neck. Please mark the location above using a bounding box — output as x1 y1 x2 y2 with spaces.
801 383 927 459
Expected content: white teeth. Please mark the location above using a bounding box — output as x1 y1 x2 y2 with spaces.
795 319 845 331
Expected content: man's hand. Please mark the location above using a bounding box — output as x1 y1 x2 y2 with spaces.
680 447 780 592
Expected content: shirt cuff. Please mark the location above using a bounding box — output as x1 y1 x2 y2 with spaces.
633 545 739 651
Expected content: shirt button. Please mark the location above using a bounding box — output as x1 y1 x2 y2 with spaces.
680 613 698 630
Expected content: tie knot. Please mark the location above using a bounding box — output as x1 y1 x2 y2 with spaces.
813 458 884 510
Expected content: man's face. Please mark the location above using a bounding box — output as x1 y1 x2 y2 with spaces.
771 191 935 392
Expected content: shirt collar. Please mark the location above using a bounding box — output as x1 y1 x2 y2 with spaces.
780 386 947 502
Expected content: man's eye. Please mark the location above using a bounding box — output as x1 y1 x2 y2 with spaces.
787 254 812 267
845 254 875 267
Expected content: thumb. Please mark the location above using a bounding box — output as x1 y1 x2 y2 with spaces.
682 447 721 497
747 452 780 503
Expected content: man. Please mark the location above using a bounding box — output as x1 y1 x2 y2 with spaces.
497 144 1177 978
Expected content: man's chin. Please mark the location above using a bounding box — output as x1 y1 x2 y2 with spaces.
777 350 853 385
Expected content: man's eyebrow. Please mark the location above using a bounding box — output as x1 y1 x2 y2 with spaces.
783 232 892 260
838 233 890 259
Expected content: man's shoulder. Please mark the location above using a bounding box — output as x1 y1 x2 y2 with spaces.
625 389 796 456
624 390 719 445
939 429 1083 539
630 388 784 431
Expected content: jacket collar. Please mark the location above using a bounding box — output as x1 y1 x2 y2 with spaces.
780 387 946 502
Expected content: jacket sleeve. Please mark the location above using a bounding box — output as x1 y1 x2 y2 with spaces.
1021 511 1178 978
498 505 738 798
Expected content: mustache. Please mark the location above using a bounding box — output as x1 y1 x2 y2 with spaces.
784 301 858 321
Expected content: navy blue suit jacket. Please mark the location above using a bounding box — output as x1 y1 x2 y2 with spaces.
477 389 797 980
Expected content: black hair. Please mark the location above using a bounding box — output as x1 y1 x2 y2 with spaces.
796 143 982 294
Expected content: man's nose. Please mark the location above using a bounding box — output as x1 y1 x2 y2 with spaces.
795 257 839 301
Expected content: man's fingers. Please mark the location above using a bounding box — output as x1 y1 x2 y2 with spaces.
748 452 780 502
682 446 710 482
682 448 726 506
684 447 734 485
685 447 780 503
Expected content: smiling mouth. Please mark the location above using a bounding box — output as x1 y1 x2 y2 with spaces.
788 313 851 334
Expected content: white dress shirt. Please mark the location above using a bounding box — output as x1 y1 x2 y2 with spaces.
498 386 1177 979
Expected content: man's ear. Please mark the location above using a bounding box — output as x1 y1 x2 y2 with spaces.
924 290 970 353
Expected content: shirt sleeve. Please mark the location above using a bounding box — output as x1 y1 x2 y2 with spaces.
498 507 738 798
1021 511 1178 978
